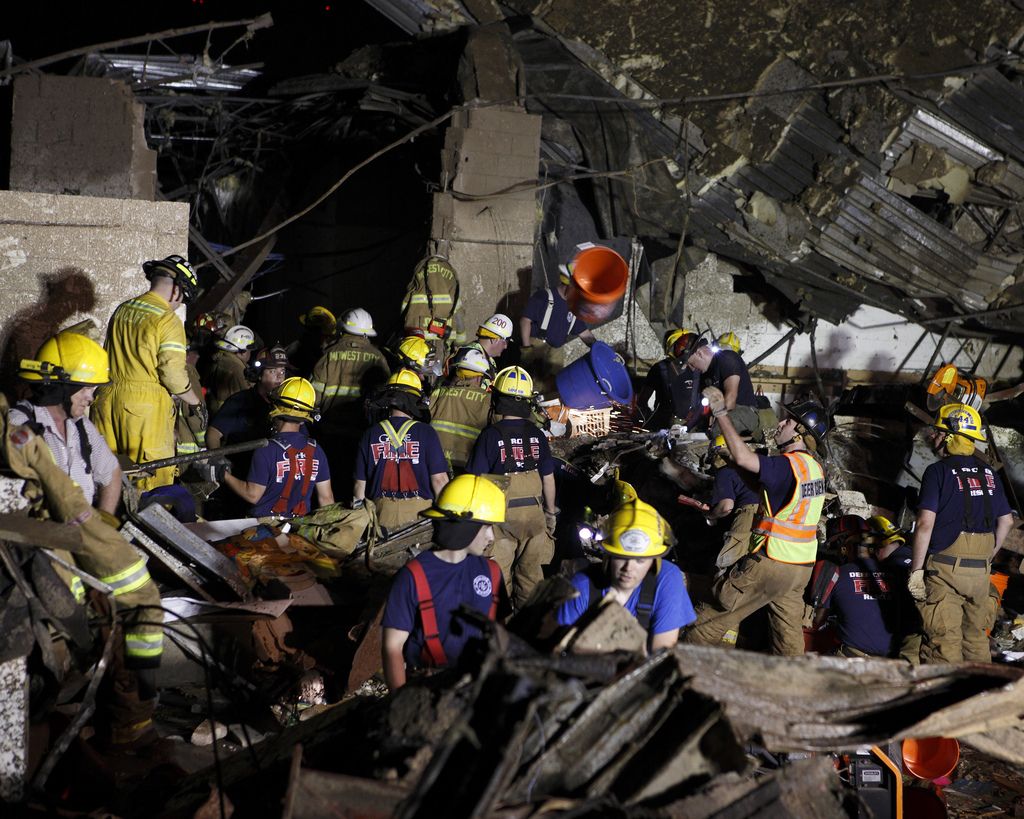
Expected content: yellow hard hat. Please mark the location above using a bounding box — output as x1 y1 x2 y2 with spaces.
397 336 431 368
613 479 638 505
711 434 727 450
478 313 513 340
387 368 423 396
717 331 741 354
934 402 986 442
300 305 338 334
602 500 670 558
492 365 533 397
20 332 109 386
270 377 319 422
664 329 684 356
421 474 506 524
867 515 905 546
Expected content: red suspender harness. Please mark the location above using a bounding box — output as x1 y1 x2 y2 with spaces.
271 441 317 516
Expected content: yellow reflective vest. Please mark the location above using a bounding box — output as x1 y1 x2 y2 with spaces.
751 451 825 564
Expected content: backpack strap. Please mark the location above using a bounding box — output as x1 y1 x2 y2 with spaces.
75 419 93 476
407 558 448 667
271 442 296 516
539 289 555 335
487 559 501 619
292 443 317 516
635 560 660 632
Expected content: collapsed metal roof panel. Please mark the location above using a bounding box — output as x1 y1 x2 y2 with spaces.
362 0 473 35
941 68 1024 165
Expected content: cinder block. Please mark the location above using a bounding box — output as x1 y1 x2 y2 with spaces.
497 154 539 180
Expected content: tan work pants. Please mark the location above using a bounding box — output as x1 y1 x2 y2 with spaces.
375 496 433 532
919 532 994 664
715 503 758 571
489 471 554 610
685 552 812 655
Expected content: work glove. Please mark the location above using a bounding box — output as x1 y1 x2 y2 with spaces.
702 386 728 418
189 401 209 429
207 455 231 484
545 508 559 536
907 569 927 602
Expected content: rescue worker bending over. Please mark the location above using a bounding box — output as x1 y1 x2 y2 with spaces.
519 265 596 352
706 435 760 573
92 254 204 490
908 403 1014 663
206 324 256 415
10 339 164 751
221 377 334 518
14 332 122 515
681 333 762 440
400 254 465 358
638 329 701 431
311 307 390 421
288 305 337 378
381 475 509 690
686 392 828 655
430 347 492 474
812 515 906 658
558 499 696 651
467 366 557 610
353 370 450 530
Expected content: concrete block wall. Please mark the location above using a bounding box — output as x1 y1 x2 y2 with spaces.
0 190 188 384
432 105 541 329
10 75 157 200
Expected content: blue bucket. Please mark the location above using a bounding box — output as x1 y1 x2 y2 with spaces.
556 341 634 409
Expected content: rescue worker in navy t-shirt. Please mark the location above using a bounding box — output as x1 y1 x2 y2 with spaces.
680 333 763 440
638 329 702 431
558 499 696 651
686 392 828 655
706 434 761 572
221 377 334 518
382 475 510 689
814 516 905 658
467 365 556 610
353 369 450 531
908 403 1014 663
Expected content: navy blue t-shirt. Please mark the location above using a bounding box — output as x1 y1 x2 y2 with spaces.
557 559 696 635
641 359 699 428
522 287 587 348
883 543 913 571
917 455 1012 553
825 557 899 657
247 431 330 517
354 415 449 500
467 419 555 476
382 551 509 669
711 465 760 508
701 350 757 408
756 453 799 515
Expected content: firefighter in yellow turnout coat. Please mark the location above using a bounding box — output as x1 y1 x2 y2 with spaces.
430 347 492 473
92 255 205 490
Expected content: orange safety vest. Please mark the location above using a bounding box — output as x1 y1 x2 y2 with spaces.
751 451 825 564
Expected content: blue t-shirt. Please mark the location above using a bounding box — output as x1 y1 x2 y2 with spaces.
247 431 330 517
354 415 448 500
917 455 1012 553
824 557 899 657
883 543 913 571
522 287 587 348
382 551 509 669
711 465 760 508
467 419 555 476
556 560 696 635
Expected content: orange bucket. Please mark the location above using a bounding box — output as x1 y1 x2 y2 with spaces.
566 246 628 324
902 737 960 781
991 571 1009 603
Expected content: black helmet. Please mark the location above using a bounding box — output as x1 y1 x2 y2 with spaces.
782 399 829 442
143 254 199 304
673 332 707 360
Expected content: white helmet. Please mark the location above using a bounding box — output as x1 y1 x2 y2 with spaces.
479 313 513 340
215 325 256 353
452 347 491 375
341 307 376 337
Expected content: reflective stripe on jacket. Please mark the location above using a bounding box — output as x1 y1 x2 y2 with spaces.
751 451 825 564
